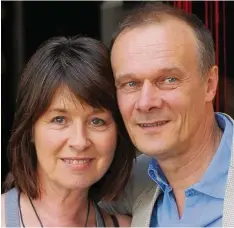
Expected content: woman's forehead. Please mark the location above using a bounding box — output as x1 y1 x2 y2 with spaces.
49 86 86 109
48 86 107 114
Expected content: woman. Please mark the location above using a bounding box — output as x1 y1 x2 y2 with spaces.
1 36 135 227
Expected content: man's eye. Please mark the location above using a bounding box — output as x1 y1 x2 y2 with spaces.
90 118 105 126
164 77 177 83
119 81 141 93
51 116 66 125
157 76 179 90
128 81 137 87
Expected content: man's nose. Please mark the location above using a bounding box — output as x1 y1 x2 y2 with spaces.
136 80 163 112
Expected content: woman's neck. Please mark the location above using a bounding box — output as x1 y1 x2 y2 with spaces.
27 178 91 227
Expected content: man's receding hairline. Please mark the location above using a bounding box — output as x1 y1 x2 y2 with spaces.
118 14 197 38
112 15 203 76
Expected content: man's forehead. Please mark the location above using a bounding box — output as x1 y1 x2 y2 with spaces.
112 19 197 54
111 21 198 75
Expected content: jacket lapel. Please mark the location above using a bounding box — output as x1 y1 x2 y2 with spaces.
222 113 234 227
132 186 161 227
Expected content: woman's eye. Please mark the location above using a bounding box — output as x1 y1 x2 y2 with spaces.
51 116 66 125
90 118 105 126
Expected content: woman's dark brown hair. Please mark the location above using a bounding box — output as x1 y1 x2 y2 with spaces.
4 36 135 201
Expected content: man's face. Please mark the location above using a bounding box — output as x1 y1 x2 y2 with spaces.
111 19 215 159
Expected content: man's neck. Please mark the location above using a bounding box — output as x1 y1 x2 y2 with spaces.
155 113 223 217
157 114 223 190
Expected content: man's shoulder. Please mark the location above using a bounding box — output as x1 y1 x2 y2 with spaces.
135 153 152 164
98 154 156 216
130 154 155 194
132 154 152 177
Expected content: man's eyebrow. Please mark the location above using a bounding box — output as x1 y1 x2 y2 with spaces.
115 74 137 85
115 67 185 84
161 66 185 73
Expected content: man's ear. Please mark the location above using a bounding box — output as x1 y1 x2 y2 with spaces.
205 65 219 102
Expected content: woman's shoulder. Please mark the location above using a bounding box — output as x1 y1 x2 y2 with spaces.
1 193 6 227
1 188 20 227
1 188 18 204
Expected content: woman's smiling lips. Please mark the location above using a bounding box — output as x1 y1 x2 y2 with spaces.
60 157 94 170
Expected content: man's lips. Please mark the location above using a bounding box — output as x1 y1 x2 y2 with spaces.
137 120 170 127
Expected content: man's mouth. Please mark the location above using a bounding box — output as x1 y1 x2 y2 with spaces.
138 120 169 128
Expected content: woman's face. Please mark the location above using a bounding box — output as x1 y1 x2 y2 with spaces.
33 86 117 191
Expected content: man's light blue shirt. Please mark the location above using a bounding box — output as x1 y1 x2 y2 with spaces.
148 113 233 227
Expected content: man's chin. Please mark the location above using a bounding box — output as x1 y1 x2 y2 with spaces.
135 143 168 158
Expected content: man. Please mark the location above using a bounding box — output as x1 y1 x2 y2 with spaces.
101 3 234 227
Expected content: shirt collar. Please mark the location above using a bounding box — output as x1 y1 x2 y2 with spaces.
148 158 169 192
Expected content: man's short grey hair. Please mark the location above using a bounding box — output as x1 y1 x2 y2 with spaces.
110 2 216 76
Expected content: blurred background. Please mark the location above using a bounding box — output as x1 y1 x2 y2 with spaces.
2 1 234 186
